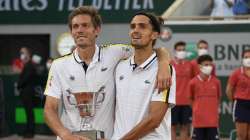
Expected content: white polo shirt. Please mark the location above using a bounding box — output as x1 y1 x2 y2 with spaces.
44 44 132 139
112 52 176 140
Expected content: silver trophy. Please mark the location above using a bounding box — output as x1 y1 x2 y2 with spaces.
67 87 105 140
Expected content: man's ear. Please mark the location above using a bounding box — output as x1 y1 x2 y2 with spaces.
199 64 203 69
95 26 101 37
152 32 159 40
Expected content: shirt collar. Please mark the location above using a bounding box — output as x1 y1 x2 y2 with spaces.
241 66 244 74
73 45 101 64
197 74 211 82
130 52 157 71
173 58 184 64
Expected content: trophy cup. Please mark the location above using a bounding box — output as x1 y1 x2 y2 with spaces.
67 89 105 140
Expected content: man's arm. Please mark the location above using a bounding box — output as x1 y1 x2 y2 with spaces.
226 83 234 102
44 96 70 138
44 96 89 140
154 47 172 91
112 44 172 91
120 101 168 140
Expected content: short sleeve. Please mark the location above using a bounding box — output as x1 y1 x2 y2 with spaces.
44 62 62 99
107 44 133 60
228 70 239 88
151 65 176 108
188 79 195 100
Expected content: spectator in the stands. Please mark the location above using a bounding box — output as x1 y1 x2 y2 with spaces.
233 0 250 15
210 0 234 17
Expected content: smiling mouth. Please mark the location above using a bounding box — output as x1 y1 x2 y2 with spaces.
132 38 141 42
132 37 141 39
77 36 87 39
132 34 141 39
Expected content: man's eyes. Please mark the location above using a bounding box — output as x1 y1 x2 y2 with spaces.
72 24 90 29
130 24 147 29
72 24 78 29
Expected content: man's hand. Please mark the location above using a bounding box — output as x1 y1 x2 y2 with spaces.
155 61 172 92
154 47 172 92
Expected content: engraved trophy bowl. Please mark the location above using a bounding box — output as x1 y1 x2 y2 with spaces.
67 90 105 140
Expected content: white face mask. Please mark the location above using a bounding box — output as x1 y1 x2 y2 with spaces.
32 55 42 64
198 49 208 56
175 51 186 59
46 62 52 70
200 65 213 75
20 53 27 61
243 58 250 67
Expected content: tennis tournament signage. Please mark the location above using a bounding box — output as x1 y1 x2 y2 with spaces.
0 0 173 24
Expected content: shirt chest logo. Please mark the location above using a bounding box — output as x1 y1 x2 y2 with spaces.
144 80 151 84
69 75 75 81
119 75 124 81
101 67 108 72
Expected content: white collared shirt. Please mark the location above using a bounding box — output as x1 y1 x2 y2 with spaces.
44 44 132 139
112 52 176 140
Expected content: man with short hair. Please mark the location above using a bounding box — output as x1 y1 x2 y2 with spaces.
17 47 37 138
44 6 172 140
189 55 221 140
196 40 209 57
111 12 176 140
171 41 193 140
191 40 216 76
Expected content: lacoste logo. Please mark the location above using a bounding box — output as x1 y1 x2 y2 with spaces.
119 75 124 80
69 75 75 81
144 80 151 84
101 67 108 72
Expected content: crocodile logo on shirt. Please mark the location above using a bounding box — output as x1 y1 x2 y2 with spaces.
119 75 124 81
69 75 75 81
144 80 151 84
101 67 108 72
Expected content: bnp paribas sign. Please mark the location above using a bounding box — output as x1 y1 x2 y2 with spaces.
0 0 173 24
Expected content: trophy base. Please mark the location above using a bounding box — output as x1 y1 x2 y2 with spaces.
72 130 104 140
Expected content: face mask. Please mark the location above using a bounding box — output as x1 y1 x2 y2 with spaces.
32 55 41 64
20 53 26 61
243 58 250 67
200 65 213 75
198 49 208 56
46 63 52 70
175 51 186 59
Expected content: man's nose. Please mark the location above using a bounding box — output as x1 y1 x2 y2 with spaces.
132 26 140 33
77 26 84 32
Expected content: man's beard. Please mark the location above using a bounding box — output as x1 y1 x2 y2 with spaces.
131 42 148 50
76 39 90 49
77 43 88 49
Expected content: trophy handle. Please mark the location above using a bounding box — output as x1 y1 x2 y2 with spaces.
66 89 76 106
96 92 105 104
67 95 76 106
96 86 105 104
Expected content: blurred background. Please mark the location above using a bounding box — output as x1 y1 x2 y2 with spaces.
0 0 249 139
